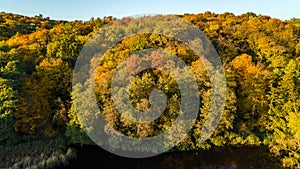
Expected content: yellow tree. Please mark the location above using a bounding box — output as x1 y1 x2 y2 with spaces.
15 58 72 138
230 54 270 142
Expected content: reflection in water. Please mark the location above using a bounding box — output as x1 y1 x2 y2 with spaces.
64 145 282 169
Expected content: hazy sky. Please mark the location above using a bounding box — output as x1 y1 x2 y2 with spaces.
1 0 299 21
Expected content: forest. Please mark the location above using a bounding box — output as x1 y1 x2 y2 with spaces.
0 11 300 168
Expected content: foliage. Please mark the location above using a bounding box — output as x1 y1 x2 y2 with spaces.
0 11 299 168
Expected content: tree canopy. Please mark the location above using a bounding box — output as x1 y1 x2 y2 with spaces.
0 11 299 168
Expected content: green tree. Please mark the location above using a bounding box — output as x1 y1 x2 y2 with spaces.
47 34 83 67
267 60 300 168
0 78 19 144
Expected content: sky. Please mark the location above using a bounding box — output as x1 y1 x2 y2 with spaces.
0 0 300 21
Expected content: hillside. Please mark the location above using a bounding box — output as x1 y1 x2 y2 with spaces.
0 11 299 168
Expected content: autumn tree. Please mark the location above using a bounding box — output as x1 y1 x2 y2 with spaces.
14 58 72 138
267 60 300 168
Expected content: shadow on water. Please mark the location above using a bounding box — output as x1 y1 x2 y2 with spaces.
64 145 282 169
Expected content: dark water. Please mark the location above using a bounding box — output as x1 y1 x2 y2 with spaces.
64 145 282 169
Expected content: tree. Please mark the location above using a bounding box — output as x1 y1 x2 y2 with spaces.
14 58 72 138
0 78 19 144
47 33 83 67
267 60 300 168
0 52 22 144
230 54 270 139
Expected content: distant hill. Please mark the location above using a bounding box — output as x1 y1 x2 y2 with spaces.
0 12 65 40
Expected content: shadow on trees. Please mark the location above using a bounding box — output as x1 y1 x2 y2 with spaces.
64 145 282 169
